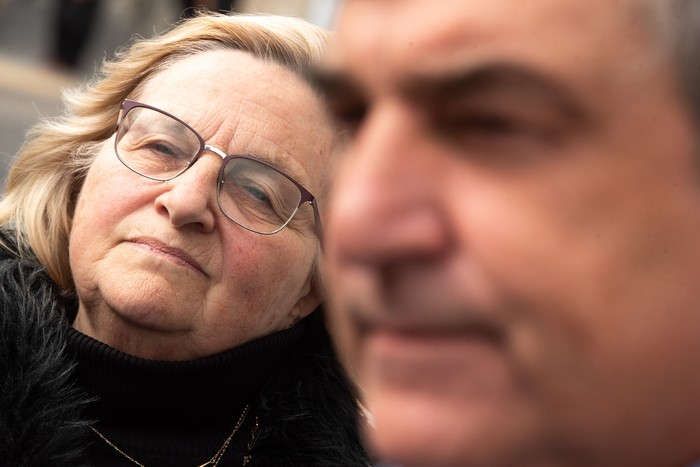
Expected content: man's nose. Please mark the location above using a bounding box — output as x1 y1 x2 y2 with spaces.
154 153 221 232
326 103 449 267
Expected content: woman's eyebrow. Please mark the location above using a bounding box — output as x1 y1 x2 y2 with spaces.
238 151 307 184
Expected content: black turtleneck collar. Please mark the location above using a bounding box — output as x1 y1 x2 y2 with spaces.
65 321 309 466
66 321 306 425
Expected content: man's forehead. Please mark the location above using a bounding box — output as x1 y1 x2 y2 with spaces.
331 0 658 92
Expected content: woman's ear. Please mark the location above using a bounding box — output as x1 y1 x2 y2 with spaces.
290 260 326 322
291 288 323 322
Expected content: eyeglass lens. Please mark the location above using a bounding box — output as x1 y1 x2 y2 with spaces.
115 105 305 234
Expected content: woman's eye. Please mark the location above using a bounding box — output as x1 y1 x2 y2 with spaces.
145 140 178 157
244 185 270 203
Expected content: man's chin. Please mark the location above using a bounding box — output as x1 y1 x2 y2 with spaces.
365 392 482 467
361 374 540 467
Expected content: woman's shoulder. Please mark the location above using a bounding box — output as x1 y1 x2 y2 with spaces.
0 241 91 466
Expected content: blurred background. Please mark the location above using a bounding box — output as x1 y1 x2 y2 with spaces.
0 0 340 185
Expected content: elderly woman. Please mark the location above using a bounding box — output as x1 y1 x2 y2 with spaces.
0 13 367 466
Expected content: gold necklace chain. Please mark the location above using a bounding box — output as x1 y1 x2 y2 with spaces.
90 404 250 467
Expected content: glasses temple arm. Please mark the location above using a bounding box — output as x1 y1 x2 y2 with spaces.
311 200 324 250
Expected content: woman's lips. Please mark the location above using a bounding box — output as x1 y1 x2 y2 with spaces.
129 237 206 275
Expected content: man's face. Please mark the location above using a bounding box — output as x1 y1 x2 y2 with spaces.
323 0 700 466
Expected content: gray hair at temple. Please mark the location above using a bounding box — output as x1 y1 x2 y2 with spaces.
645 0 700 126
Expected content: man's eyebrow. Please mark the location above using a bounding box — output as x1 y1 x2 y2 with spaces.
401 63 590 122
310 67 365 101
310 62 591 126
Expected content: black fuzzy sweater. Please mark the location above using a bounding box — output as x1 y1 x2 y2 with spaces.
0 252 368 466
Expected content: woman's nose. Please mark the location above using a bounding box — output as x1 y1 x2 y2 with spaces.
326 103 449 269
154 154 220 232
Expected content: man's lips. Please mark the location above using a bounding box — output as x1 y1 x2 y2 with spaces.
129 237 206 275
349 306 505 346
348 306 511 394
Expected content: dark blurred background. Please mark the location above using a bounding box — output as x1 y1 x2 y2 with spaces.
0 0 338 186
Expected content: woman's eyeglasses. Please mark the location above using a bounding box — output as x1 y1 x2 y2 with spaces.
114 99 322 237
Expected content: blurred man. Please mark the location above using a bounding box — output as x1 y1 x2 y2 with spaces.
319 0 700 466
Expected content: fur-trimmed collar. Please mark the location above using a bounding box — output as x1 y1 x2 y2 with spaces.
0 259 91 466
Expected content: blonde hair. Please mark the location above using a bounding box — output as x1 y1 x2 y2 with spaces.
0 13 329 291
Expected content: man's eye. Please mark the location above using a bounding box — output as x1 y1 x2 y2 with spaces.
443 111 557 146
433 110 566 168
442 112 527 137
464 115 522 135
327 97 368 134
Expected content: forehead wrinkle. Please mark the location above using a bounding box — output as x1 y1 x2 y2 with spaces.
245 77 330 186
225 98 312 186
193 106 238 150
